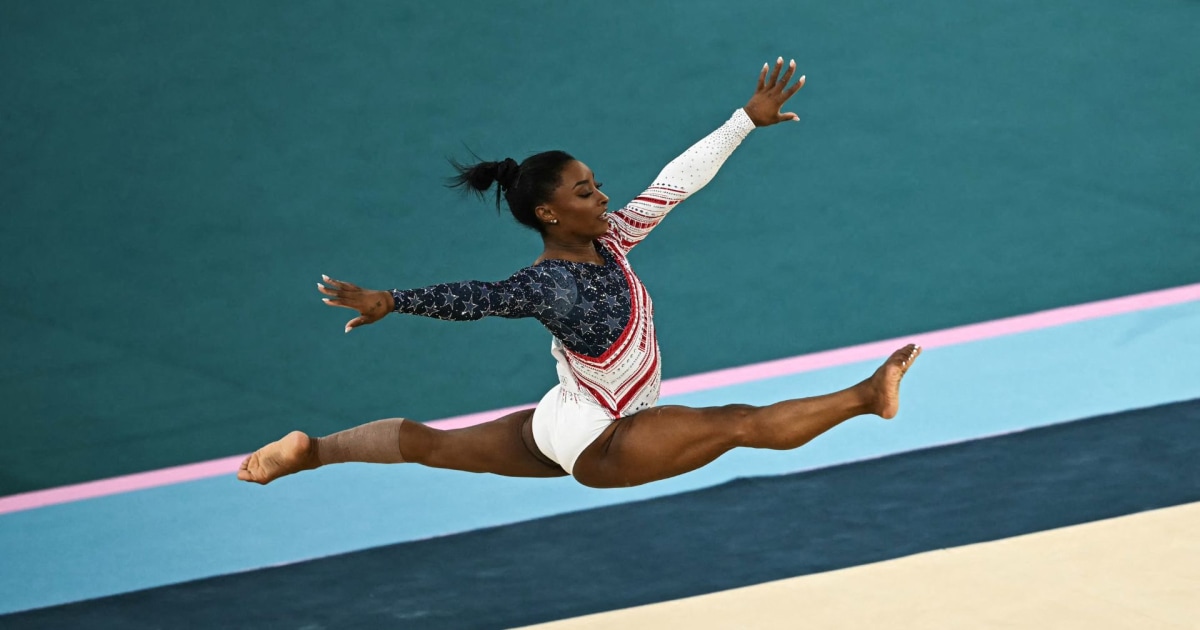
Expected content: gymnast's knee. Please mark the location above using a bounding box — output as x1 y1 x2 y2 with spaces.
716 404 759 447
395 418 438 465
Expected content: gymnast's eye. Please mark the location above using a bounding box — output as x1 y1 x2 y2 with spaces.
581 182 603 198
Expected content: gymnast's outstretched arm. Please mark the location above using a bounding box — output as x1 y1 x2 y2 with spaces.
605 57 806 253
316 266 568 332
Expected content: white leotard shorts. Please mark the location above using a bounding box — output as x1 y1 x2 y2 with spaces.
531 385 613 475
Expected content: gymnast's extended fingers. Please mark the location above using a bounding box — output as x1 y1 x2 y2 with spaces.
766 56 783 88
783 73 806 100
321 274 359 291
756 62 768 91
777 59 797 93
318 282 359 304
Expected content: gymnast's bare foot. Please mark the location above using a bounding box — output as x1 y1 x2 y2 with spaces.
865 344 921 420
237 431 318 485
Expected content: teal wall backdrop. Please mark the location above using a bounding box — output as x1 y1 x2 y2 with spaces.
2 0 1197 494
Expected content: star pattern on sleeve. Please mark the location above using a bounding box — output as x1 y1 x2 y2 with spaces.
390 243 633 358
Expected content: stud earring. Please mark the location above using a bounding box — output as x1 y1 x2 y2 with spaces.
549 219 559 224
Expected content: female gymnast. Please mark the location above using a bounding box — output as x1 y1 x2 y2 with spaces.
239 58 921 489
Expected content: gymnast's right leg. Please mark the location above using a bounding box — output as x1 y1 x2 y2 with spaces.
237 408 567 485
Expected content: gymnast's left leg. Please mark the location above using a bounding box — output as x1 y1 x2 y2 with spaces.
571 344 921 489
237 407 568 485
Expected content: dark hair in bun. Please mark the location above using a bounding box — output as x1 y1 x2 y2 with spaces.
449 150 576 233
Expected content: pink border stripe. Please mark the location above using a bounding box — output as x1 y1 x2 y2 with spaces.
662 282 1200 397
0 455 249 516
2 282 1198 516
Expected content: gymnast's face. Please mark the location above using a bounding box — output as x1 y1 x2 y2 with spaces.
537 160 610 238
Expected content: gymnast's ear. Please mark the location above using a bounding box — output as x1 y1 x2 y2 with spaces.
534 204 557 225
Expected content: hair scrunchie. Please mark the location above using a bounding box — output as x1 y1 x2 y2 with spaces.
495 158 520 191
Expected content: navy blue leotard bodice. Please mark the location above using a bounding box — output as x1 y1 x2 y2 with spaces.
393 242 629 358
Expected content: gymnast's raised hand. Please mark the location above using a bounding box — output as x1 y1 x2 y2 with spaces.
240 57 921 489
744 56 806 126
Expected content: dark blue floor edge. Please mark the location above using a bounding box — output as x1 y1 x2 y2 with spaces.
5 398 1199 629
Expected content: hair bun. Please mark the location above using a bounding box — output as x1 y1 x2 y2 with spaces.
495 158 520 190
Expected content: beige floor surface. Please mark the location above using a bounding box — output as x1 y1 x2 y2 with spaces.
522 502 1200 629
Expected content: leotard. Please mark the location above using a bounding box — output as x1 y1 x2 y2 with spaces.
392 108 756 418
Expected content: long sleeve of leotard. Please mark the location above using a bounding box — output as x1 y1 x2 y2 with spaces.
604 108 756 254
390 264 576 322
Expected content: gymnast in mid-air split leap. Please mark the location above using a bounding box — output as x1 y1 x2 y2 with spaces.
239 57 921 489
